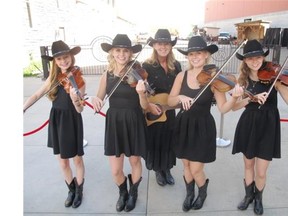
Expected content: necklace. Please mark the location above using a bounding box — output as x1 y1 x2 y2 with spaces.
251 80 258 88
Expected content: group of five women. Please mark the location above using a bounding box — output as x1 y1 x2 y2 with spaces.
23 29 288 215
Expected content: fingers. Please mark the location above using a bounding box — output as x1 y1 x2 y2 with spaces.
179 96 193 110
92 97 103 112
256 92 268 104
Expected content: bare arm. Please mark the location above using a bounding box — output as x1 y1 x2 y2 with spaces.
168 72 193 110
23 78 50 112
92 72 107 113
276 82 288 104
214 83 243 113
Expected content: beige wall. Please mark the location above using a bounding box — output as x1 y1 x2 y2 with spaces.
205 0 288 23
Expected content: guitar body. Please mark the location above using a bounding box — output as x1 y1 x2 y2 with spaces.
145 93 169 126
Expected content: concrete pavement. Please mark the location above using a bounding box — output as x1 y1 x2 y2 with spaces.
23 75 288 215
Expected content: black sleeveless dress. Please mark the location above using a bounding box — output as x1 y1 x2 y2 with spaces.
104 72 147 158
47 85 84 159
173 70 216 163
232 78 281 160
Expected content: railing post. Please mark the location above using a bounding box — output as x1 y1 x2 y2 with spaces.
40 46 50 80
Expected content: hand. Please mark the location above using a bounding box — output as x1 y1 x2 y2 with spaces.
91 96 103 113
231 83 244 99
254 92 268 104
136 80 146 95
148 103 162 115
179 95 193 111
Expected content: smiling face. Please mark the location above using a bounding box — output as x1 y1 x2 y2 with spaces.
112 47 132 66
54 54 73 72
187 50 209 69
153 42 172 58
244 55 265 72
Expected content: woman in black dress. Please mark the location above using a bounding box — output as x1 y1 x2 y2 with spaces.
142 29 182 186
92 34 148 212
168 36 243 212
23 40 86 208
232 39 288 215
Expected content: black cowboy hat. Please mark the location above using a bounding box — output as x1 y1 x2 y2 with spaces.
148 29 177 47
101 34 142 53
236 39 269 60
41 40 81 61
177 36 218 56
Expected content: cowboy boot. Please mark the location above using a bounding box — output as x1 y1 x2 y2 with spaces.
182 176 195 212
254 185 264 215
72 178 84 208
237 179 255 210
155 171 166 186
116 177 129 212
124 174 142 212
64 179 75 207
191 179 209 210
165 169 175 185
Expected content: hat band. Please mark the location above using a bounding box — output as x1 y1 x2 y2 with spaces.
155 37 171 41
113 45 131 48
244 50 264 56
53 49 70 57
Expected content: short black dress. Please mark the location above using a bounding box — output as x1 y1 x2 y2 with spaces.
142 61 181 171
232 78 281 161
173 71 216 163
104 72 147 159
48 85 84 159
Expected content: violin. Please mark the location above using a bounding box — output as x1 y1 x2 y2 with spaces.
57 66 87 105
258 61 288 86
197 64 236 92
122 60 155 95
197 64 256 99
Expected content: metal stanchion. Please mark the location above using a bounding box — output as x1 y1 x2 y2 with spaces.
216 113 231 147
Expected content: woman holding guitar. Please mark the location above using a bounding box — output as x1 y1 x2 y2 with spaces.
142 29 182 186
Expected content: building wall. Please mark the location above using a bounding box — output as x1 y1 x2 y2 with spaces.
205 0 288 23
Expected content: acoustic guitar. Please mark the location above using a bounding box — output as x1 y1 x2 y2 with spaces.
145 93 179 126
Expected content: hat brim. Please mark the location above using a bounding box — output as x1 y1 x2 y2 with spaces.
101 43 142 53
148 37 177 47
177 44 218 56
41 46 81 61
236 49 269 60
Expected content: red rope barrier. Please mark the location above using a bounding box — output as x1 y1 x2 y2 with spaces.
23 100 106 136
280 119 288 122
23 120 49 136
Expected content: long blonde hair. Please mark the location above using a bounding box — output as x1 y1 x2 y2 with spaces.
47 55 76 101
144 48 177 72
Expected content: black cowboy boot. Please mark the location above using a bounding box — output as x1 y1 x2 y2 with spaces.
165 169 175 185
116 177 129 212
237 179 255 210
254 185 264 215
72 178 84 208
191 179 209 210
155 171 166 186
182 176 195 212
64 179 75 207
124 174 142 212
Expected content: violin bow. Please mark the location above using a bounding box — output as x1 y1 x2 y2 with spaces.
192 39 248 105
258 55 288 109
23 77 62 113
100 37 152 107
